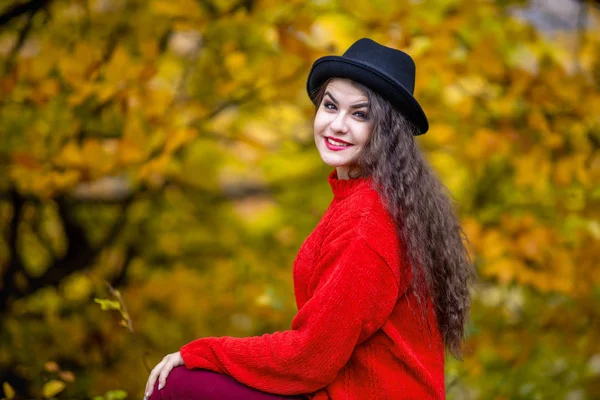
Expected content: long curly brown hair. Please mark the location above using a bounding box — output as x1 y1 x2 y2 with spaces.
311 78 476 359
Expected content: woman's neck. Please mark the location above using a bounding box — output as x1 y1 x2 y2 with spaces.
336 165 364 180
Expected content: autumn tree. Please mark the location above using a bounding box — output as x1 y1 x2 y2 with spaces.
0 0 599 398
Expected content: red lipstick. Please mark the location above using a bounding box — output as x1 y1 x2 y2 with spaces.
324 136 353 151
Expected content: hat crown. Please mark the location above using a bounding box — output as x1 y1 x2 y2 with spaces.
342 38 416 94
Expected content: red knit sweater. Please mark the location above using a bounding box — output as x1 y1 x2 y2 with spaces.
180 169 445 399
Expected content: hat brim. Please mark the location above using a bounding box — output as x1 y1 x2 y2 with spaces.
306 56 429 135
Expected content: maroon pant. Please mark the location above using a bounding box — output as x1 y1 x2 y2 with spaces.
148 366 307 400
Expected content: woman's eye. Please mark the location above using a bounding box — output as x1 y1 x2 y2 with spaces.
323 102 336 110
354 111 368 119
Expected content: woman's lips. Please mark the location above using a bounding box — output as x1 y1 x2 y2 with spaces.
324 137 353 151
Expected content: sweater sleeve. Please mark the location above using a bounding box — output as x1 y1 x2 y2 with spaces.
179 235 399 395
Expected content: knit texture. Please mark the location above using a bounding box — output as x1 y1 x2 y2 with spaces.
180 169 445 399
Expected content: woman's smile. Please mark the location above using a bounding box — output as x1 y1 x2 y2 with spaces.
325 136 354 150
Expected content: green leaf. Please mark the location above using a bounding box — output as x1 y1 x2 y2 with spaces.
106 390 128 400
94 298 122 311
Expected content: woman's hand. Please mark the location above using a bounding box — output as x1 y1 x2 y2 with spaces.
144 351 184 399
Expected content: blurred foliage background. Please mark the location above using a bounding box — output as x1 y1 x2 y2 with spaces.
0 0 599 399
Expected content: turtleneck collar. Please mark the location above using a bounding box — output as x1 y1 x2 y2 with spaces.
328 169 372 199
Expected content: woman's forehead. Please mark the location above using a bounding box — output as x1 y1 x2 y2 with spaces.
324 79 368 102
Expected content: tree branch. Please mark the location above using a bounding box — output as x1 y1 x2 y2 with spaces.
109 244 137 288
33 206 57 259
1 0 50 75
0 189 26 312
7 3 34 57
0 194 133 313
0 0 51 27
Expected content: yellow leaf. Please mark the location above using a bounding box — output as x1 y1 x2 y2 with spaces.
442 84 465 106
465 128 510 160
150 0 202 18
406 36 432 58
507 43 539 74
262 25 279 49
42 380 65 398
527 110 550 134
309 14 357 52
63 274 93 303
425 123 455 147
164 128 198 154
38 78 60 98
342 0 402 23
118 139 146 165
138 154 169 187
67 81 95 106
54 142 83 168
243 122 278 147
428 151 469 199
57 42 101 88
224 51 247 75
209 106 239 136
514 149 550 190
81 139 114 176
480 229 511 261
144 89 174 119
484 257 518 284
515 227 549 263
104 46 131 84
2 382 15 400
49 170 81 191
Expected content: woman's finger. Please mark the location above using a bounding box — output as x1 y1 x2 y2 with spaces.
157 357 176 391
145 359 166 398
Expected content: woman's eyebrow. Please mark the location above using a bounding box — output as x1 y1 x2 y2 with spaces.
324 91 369 109
350 102 369 109
324 91 338 103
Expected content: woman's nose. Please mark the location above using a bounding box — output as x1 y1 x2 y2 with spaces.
330 112 349 134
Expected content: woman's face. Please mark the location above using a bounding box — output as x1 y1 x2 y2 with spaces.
313 78 374 180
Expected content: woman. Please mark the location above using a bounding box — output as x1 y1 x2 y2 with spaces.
144 38 474 400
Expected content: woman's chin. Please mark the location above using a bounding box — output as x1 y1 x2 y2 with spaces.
319 154 350 168
321 160 347 169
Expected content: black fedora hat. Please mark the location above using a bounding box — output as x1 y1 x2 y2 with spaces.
306 38 429 135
